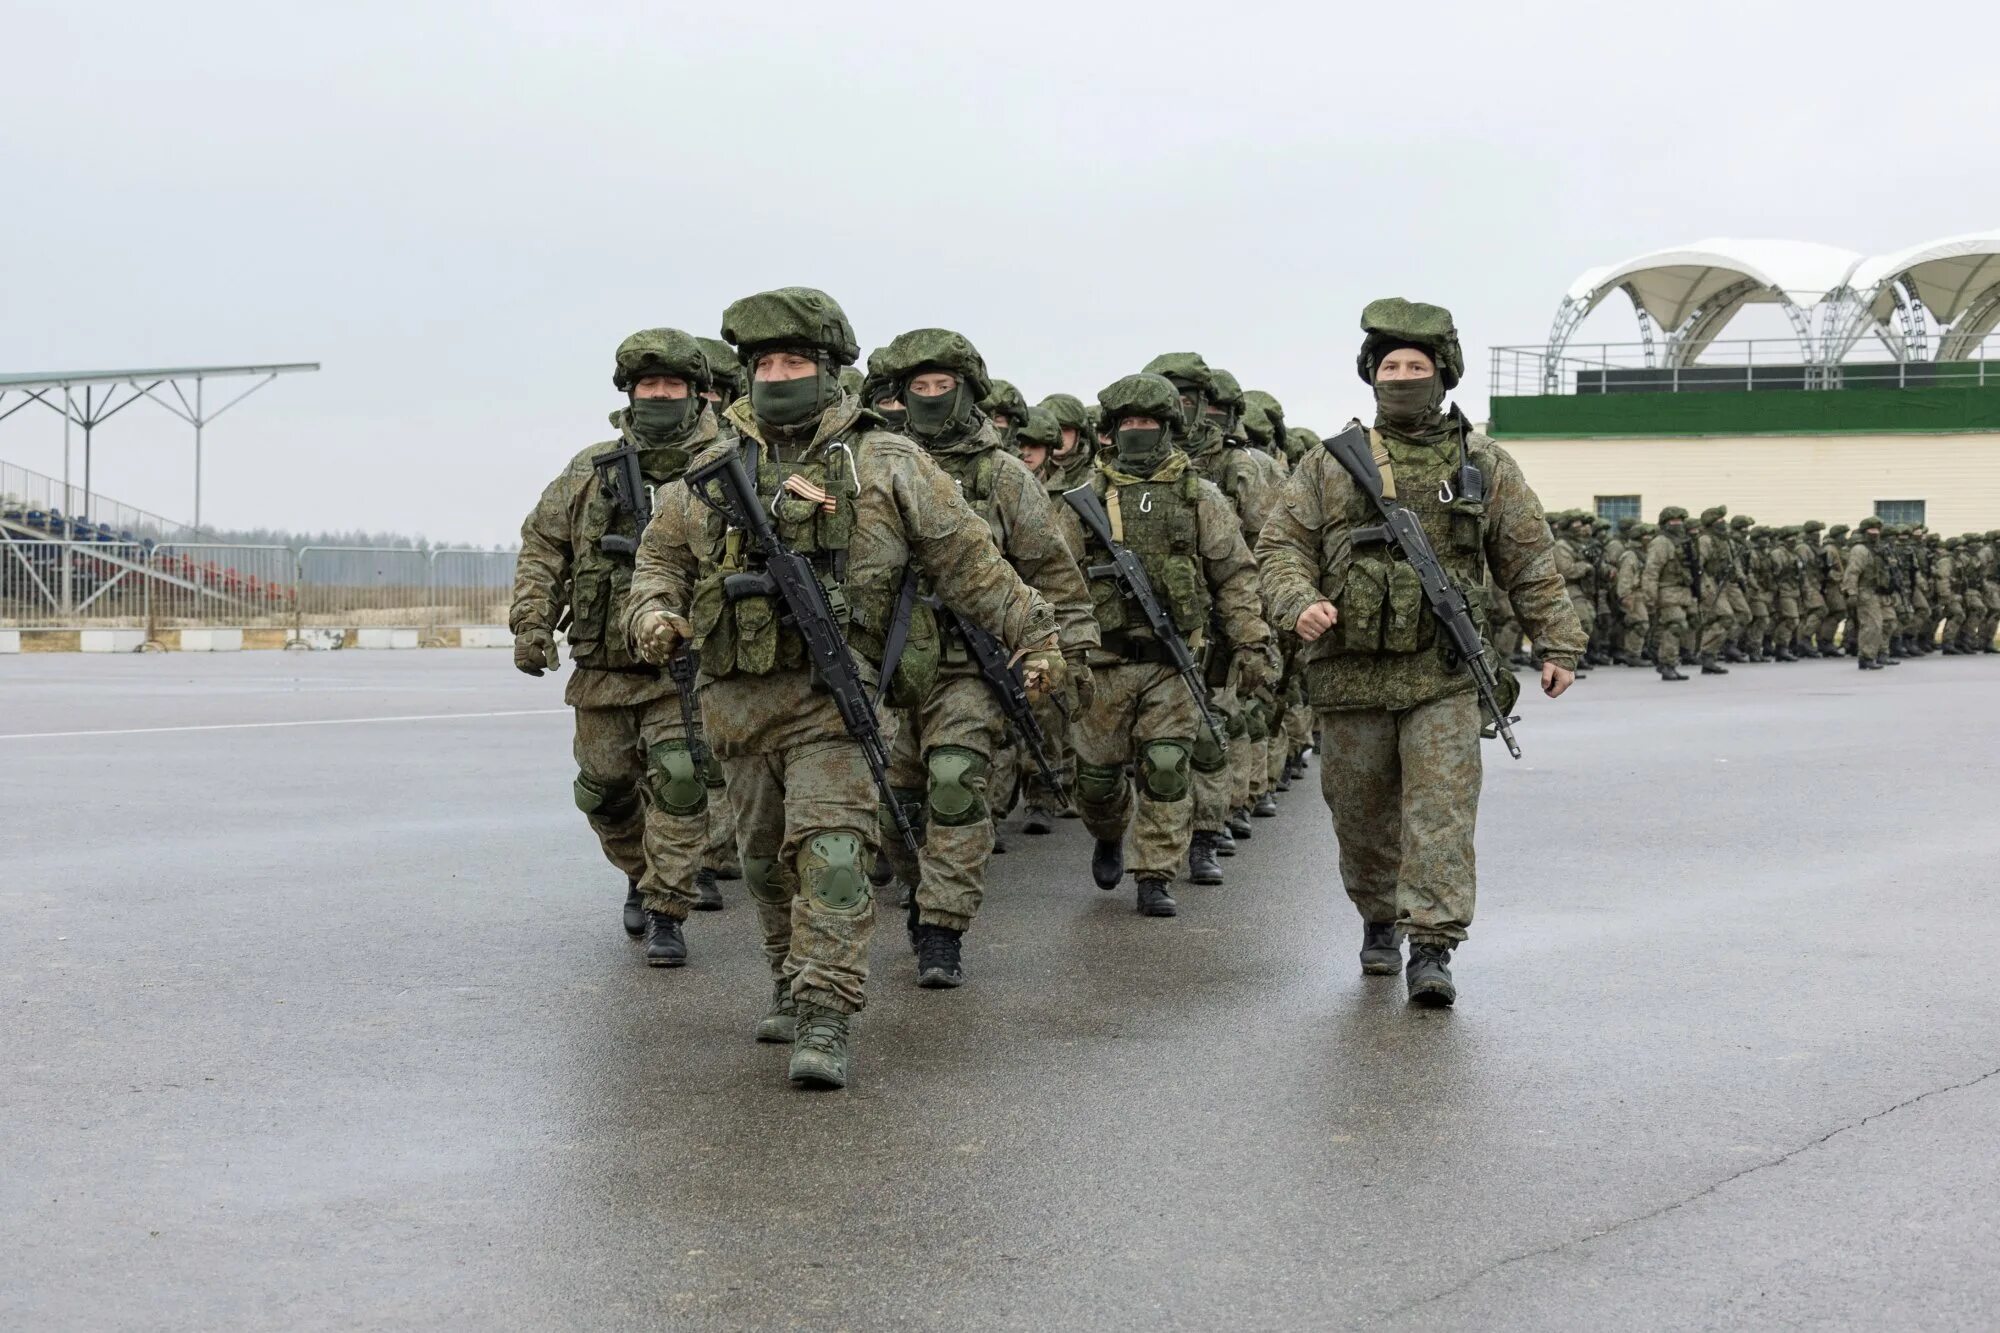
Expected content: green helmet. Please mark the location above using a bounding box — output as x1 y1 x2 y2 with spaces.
1037 392 1090 435
1207 367 1246 436
1243 390 1285 450
1924 531 1942 545
1284 426 1320 463
1945 536 1963 549
720 286 859 366
1357 297 1465 390
694 336 744 399
836 366 864 397
1828 524 1849 537
612 328 711 394
873 327 991 401
1016 404 1062 452
1659 506 1689 523
980 377 1028 428
1986 530 2000 540
1729 514 1752 530
1858 516 1884 532
861 344 899 407
1141 352 1215 431
1630 522 1656 540
1802 519 1824 533
1098 373 1183 435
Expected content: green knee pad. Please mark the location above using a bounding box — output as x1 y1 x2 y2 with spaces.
743 854 785 906
925 745 989 828
1074 761 1124 807
883 786 926 844
1190 729 1226 776
1245 705 1269 743
645 740 707 817
573 772 640 820
800 832 869 911
1138 740 1193 803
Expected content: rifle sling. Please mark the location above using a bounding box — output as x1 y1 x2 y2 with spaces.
873 568 919 706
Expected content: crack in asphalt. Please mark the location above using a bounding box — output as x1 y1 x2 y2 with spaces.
1406 1062 2000 1313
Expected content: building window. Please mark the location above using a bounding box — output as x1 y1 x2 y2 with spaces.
1595 495 1641 522
1875 500 1925 526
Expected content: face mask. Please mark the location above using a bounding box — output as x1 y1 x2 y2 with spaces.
627 395 696 441
903 384 961 439
1115 426 1167 469
1374 375 1443 427
873 401 908 430
750 372 824 429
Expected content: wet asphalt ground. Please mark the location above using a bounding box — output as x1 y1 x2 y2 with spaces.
3 649 1997 1331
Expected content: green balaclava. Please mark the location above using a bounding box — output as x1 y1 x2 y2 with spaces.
904 372 974 439
1373 366 1446 434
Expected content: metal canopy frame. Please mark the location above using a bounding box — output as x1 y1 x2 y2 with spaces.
0 363 317 536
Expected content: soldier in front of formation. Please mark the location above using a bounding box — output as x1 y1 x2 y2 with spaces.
510 329 728 969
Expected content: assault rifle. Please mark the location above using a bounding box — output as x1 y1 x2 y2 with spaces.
591 438 651 556
1320 425 1523 759
929 596 1068 808
1062 484 1227 755
685 445 922 855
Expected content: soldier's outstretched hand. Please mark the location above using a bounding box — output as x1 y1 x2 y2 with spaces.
633 609 691 665
1542 661 1574 698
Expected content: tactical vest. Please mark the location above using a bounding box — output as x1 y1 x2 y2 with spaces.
1082 470 1209 658
928 449 1009 667
1320 432 1490 659
565 455 663 671
1863 543 1893 593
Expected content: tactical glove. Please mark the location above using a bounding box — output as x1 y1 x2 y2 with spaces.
1229 643 1279 693
1019 637 1067 698
632 609 691 666
513 626 558 676
1067 656 1095 711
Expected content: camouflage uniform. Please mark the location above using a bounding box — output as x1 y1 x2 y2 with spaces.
1072 374 1271 904
1817 524 1850 652
624 290 1056 1052
1694 507 1735 669
1141 353 1275 861
1793 522 1828 656
1258 299 1584 986
1612 522 1652 662
1840 518 1892 666
1641 508 1699 677
867 330 1095 949
1767 527 1802 659
509 329 719 929
1551 513 1597 659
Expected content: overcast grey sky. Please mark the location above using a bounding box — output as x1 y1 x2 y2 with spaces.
4 0 1996 544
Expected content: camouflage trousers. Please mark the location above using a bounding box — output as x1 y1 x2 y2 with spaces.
1696 587 1733 659
1193 684 1240 835
1773 592 1801 651
1745 594 1772 651
1724 585 1752 649
572 699 706 919
1285 699 1314 755
1851 590 1889 660
1317 691 1481 948
1619 597 1651 658
704 670 880 1016
703 769 739 873
1566 591 1595 653
1018 687 1074 813
1653 589 1694 667
885 673 1004 934
1075 661 1199 883
1816 588 1848 650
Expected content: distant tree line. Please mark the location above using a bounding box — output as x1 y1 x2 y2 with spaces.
189 526 518 554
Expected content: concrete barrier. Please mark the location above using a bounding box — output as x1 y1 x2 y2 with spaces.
180 628 246 652
354 627 420 649
0 629 19 654
80 629 147 653
457 626 514 649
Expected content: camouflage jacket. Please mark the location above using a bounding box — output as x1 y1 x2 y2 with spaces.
510 407 721 709
1188 436 1278 541
1641 532 1696 603
1256 425 1583 711
915 418 1097 661
623 391 1056 692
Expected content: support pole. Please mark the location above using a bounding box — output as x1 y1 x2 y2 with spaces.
195 377 205 534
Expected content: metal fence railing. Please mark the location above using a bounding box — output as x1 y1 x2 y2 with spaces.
1 458 199 544
145 544 296 629
2 538 154 628
1491 333 2000 398
1 540 519 638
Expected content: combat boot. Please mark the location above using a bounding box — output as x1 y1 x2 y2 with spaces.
1214 825 1237 857
787 1003 851 1088
1226 807 1253 840
1360 921 1402 975
1942 644 1961 655
622 879 646 937
1406 943 1457 1007
1860 657 1882 670
1700 657 1729 675
1723 645 1748 664
1091 837 1125 890
1136 879 1179 918
912 924 965 989
1188 832 1224 885
693 868 723 912
991 830 1008 855
1252 792 1279 818
1658 664 1689 681
755 979 797 1043
644 912 687 968
1776 648 1798 662
710 861 742 881
1021 804 1056 835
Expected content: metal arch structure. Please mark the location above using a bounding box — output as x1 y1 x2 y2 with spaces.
0 363 317 537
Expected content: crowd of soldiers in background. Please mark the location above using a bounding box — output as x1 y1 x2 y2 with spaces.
1497 506 2000 680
